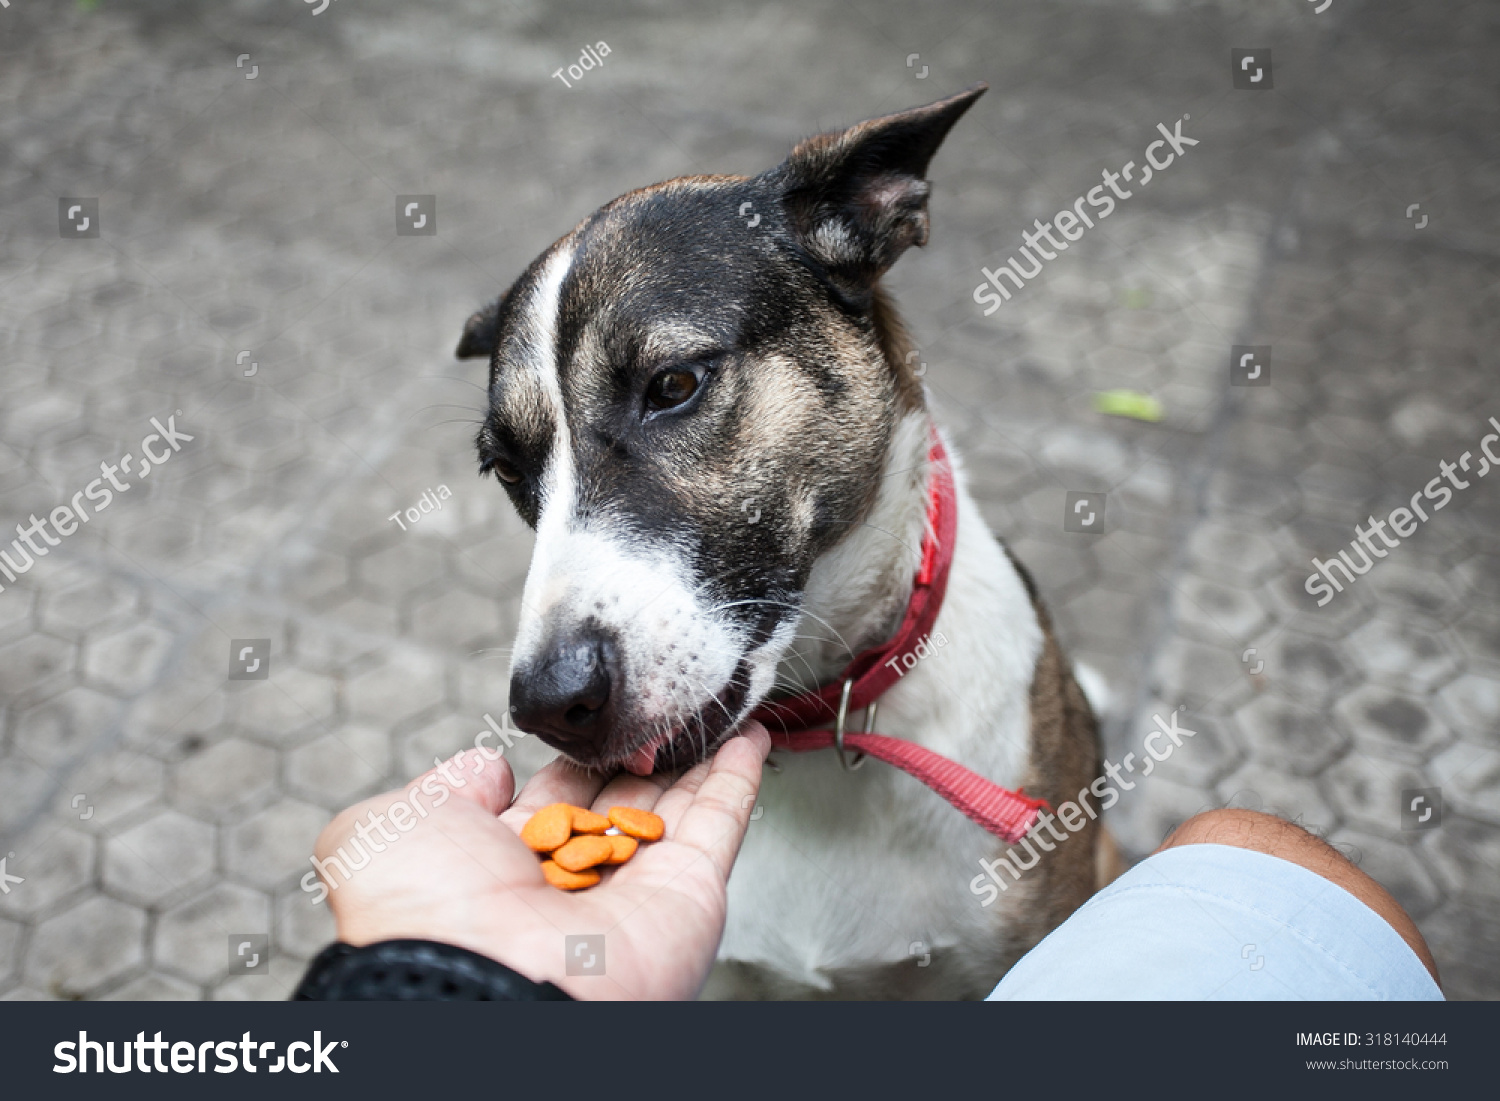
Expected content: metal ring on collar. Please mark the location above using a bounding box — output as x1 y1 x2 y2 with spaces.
833 679 873 771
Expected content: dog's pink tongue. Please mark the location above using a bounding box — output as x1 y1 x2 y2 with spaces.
624 739 662 777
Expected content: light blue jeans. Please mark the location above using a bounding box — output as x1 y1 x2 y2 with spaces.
988 843 1443 1000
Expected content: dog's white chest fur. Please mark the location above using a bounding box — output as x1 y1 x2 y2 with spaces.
718 425 1043 988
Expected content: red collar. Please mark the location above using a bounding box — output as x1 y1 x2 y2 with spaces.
747 430 1049 844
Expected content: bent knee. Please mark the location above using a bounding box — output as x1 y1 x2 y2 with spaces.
1160 808 1321 857
1158 808 1440 985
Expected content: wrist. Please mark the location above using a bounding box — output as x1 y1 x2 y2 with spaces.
294 939 573 1001
333 907 582 996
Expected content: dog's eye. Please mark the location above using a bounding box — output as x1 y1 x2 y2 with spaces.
483 457 522 484
645 368 700 412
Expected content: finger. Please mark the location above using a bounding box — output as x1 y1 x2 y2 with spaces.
644 757 715 833
498 754 606 831
588 771 673 818
651 722 769 828
655 724 770 879
416 748 516 815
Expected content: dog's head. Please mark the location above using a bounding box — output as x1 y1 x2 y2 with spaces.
458 85 984 774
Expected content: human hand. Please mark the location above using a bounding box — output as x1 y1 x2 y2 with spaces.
313 722 770 999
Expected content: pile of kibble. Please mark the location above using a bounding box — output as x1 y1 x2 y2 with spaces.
520 803 665 890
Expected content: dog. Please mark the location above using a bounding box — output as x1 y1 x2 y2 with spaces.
455 83 1104 999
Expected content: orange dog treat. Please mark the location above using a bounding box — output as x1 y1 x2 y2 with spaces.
526 803 661 889
608 806 665 842
541 860 601 891
570 807 612 834
552 834 615 873
604 834 638 864
520 804 574 853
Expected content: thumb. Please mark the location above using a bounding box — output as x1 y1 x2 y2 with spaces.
420 748 516 815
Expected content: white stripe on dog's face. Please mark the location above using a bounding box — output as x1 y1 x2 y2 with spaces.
507 241 767 770
508 244 577 665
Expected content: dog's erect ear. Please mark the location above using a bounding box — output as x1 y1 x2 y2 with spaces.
455 291 508 359
774 83 986 299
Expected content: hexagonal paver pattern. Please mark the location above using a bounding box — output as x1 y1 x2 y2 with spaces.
101 811 216 905
57 748 166 833
81 621 175 696
1171 575 1272 645
1235 692 1350 776
1334 684 1452 763
170 737 277 819
0 756 51 837
0 828 94 920
13 686 125 769
24 897 147 998
0 634 75 703
1263 631 1360 707
38 575 143 639
1428 742 1500 826
345 649 447 725
223 666 339 746
1435 672 1500 742
154 884 271 985
227 800 330 891
1215 764 1337 832
396 712 481 779
1346 616 1462 694
1322 753 1432 838
287 724 393 808
0 0 1496 1003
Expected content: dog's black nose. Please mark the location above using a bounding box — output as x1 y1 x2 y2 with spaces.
509 625 618 750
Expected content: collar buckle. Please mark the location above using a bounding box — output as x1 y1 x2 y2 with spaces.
833 679 875 771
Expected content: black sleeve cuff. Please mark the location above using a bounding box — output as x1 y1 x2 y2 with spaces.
292 939 574 1001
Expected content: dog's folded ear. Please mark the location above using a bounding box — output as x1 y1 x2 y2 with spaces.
455 291 509 359
773 82 986 301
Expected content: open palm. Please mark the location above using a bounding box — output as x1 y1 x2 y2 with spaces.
315 723 769 999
